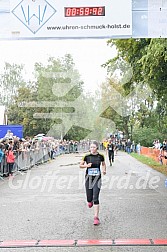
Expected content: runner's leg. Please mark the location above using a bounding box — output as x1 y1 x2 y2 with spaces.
85 175 93 203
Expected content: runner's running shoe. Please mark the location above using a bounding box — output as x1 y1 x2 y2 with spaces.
88 202 93 208
94 217 100 225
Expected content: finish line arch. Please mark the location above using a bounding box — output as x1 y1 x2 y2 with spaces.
0 0 167 40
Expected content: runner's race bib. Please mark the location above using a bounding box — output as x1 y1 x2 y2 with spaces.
109 147 112 151
88 168 100 176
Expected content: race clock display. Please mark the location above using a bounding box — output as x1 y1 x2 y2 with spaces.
65 7 105 17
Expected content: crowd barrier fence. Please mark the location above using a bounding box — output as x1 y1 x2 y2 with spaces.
0 143 96 178
141 147 166 164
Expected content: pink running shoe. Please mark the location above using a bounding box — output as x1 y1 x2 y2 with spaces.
94 217 100 225
88 202 93 208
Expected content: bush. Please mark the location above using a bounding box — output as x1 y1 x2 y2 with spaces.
133 127 166 147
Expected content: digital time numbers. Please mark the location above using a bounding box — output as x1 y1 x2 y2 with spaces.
65 7 105 17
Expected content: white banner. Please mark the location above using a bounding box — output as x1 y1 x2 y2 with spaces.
1 0 132 39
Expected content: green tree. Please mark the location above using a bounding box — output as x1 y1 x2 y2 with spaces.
7 86 41 137
0 63 26 106
99 78 132 138
104 38 167 141
34 54 85 139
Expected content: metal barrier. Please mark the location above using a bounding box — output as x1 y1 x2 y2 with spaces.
0 147 50 177
0 142 91 178
0 155 8 179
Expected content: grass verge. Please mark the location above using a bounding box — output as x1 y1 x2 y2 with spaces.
131 153 167 176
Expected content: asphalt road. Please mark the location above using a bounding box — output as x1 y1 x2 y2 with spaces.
0 151 167 252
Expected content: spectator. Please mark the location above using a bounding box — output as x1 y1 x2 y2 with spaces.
162 140 167 165
0 143 4 173
136 143 141 155
131 141 136 153
6 147 15 177
126 139 132 154
5 130 13 139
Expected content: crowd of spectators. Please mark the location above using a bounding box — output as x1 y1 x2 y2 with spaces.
103 137 141 154
153 139 167 165
1 129 166 177
0 131 97 177
0 131 93 156
153 139 167 150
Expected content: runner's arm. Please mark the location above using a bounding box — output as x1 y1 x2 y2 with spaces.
80 160 92 169
102 161 106 175
106 144 108 155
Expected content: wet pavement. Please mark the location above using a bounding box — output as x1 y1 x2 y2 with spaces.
0 151 167 251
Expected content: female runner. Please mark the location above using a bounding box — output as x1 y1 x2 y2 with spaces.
80 141 106 225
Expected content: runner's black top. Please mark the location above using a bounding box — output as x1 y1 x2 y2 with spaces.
82 153 105 175
107 143 115 152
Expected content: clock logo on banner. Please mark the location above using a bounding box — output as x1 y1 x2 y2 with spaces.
12 0 57 34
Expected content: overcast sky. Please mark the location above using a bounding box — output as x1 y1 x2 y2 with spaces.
0 39 117 93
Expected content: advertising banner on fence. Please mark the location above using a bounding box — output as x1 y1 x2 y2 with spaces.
0 0 132 39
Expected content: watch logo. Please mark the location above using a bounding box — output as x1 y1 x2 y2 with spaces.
12 0 57 34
